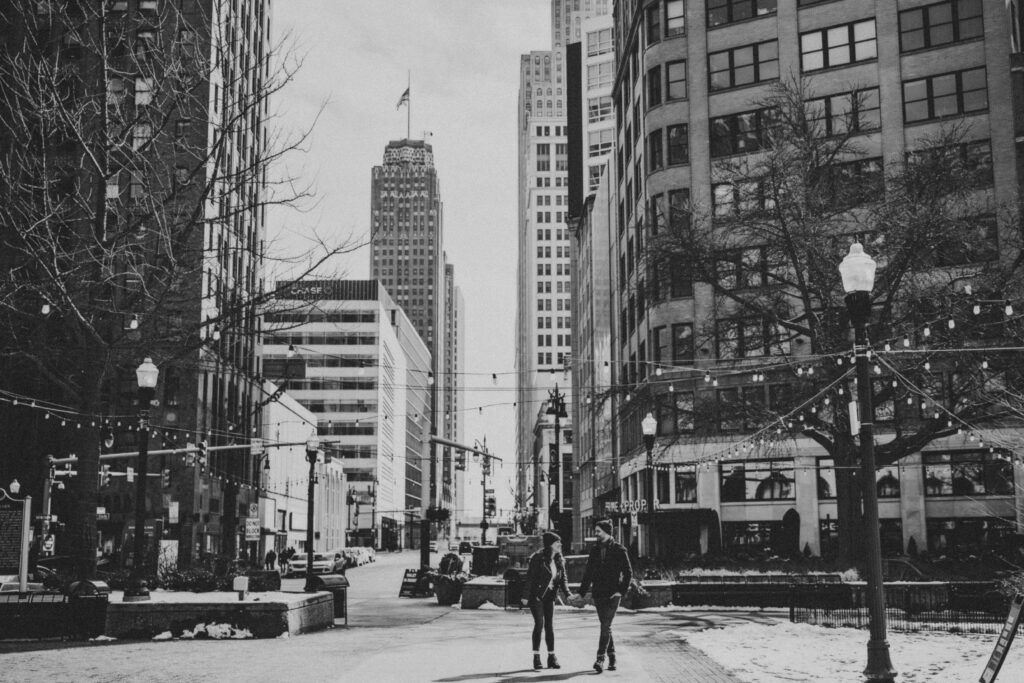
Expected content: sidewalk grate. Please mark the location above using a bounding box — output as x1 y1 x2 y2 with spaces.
624 630 745 683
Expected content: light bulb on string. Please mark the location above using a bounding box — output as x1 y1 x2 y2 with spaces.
712 378 718 387
1006 301 1014 316
891 380 898 388
923 326 931 338
906 396 913 406
668 384 674 393
655 367 663 377
973 304 981 315
903 335 910 348
838 386 844 396
924 361 931 371
492 373 498 385
704 371 711 383
948 319 955 330
807 366 815 376
797 366 804 377
982 358 989 370
41 302 51 315
884 343 891 352
874 364 882 374
965 284 973 295
824 397 830 406
837 357 844 366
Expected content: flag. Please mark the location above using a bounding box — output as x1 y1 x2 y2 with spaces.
396 87 410 110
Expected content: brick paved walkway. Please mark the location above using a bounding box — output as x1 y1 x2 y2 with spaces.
624 627 743 683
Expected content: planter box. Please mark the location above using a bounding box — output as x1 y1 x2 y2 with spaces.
460 577 507 609
105 591 334 639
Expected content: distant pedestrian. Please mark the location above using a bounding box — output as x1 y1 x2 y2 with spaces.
521 531 569 671
264 549 277 571
577 520 633 674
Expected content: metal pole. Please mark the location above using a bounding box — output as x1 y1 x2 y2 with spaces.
18 496 31 592
304 449 317 592
126 386 154 601
847 290 896 682
481 455 487 545
645 441 655 559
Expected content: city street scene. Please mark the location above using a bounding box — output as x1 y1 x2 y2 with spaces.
3 0 1024 681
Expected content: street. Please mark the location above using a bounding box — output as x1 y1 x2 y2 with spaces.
0 551 763 682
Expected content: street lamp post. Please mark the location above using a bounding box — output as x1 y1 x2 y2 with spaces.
839 243 896 683
304 434 319 592
641 412 657 559
125 357 159 602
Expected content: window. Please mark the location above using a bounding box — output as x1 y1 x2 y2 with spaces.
710 108 774 157
108 78 127 106
666 0 686 36
588 95 613 123
708 0 777 27
927 517 1015 554
675 466 697 502
712 181 773 216
671 323 694 363
647 65 662 108
924 450 1015 496
646 2 661 44
174 166 190 187
899 0 983 52
135 29 157 61
653 326 669 362
717 316 775 358
801 20 877 72
587 28 613 56
587 62 614 89
709 41 778 90
647 130 664 172
806 88 880 137
139 0 158 10
588 128 614 157
667 124 688 165
817 458 836 499
666 60 687 100
902 67 987 123
132 122 152 150
134 77 153 106
720 460 795 501
815 157 884 209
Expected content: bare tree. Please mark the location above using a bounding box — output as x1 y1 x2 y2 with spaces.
0 0 355 576
643 78 1023 563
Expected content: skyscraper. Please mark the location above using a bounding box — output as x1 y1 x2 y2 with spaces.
370 139 464 526
516 0 612 540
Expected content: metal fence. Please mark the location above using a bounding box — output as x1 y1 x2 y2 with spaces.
790 582 1009 635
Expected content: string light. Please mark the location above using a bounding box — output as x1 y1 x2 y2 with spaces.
129 314 140 330
973 304 981 315
41 303 51 315
948 318 955 330
1006 301 1014 316
883 343 891 352
903 335 910 348
704 371 711 383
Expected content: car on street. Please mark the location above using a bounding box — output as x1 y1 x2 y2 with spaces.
287 552 332 576
428 540 438 553
458 541 473 554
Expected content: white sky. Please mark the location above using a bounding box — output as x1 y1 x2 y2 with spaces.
270 1 552 515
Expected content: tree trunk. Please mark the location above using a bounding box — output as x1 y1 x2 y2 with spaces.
833 439 865 568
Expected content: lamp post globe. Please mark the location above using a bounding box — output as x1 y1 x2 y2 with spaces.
8 479 19 495
135 357 159 389
837 244 896 682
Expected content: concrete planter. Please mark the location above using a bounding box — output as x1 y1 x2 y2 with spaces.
105 592 334 639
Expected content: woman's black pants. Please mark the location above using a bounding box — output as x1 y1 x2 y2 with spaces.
530 595 555 651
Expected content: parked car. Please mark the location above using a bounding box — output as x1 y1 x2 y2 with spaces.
458 541 473 554
287 552 332 576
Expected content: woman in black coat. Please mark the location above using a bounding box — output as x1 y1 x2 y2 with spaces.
521 531 569 670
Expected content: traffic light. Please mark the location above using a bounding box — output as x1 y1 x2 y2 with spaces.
161 468 171 489
197 440 207 473
549 443 559 480
485 495 496 518
99 465 111 487
455 450 466 471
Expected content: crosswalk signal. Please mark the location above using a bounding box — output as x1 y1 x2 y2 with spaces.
161 468 171 489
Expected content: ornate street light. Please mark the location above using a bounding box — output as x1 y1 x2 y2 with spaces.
304 433 320 592
125 357 159 602
839 243 896 682
641 412 657 558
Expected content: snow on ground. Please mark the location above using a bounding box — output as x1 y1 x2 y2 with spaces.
687 621 1024 683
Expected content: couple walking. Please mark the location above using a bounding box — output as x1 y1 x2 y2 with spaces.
521 520 633 674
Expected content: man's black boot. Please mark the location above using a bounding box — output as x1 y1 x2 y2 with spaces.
607 653 617 671
547 654 560 669
593 655 605 673
533 654 542 670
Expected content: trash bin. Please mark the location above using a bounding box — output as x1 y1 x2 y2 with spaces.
67 580 110 638
503 568 529 609
472 546 499 576
309 574 349 623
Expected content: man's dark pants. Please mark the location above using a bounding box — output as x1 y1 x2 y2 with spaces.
594 595 621 656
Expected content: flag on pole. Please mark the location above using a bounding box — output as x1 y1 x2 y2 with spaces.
396 87 410 110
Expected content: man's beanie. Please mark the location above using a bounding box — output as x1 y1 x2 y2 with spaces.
542 531 561 548
595 519 613 535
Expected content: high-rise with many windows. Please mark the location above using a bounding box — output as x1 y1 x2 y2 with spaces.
516 0 612 540
599 0 1024 559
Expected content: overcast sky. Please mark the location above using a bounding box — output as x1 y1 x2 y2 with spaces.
270 1 551 513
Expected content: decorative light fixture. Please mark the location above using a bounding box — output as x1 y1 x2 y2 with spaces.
286 344 296 358
129 314 140 330
41 303 51 315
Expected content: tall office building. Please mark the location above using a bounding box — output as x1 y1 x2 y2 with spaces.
516 0 612 539
370 139 465 527
597 0 1024 558
0 0 270 567
263 280 431 550
443 264 467 523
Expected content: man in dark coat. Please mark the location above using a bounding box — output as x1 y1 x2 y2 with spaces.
577 519 632 673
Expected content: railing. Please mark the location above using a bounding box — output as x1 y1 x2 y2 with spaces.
790 582 1009 635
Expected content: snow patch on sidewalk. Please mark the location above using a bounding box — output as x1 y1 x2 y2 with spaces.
687 620 1024 683
180 623 253 639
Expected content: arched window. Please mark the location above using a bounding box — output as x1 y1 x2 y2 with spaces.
877 472 900 498
755 472 792 500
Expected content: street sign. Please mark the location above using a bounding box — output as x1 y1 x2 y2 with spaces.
244 517 259 542
248 503 258 518
485 488 495 494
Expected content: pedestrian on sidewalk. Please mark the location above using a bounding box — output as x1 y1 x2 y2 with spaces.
577 519 633 674
521 531 569 671
264 549 277 571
